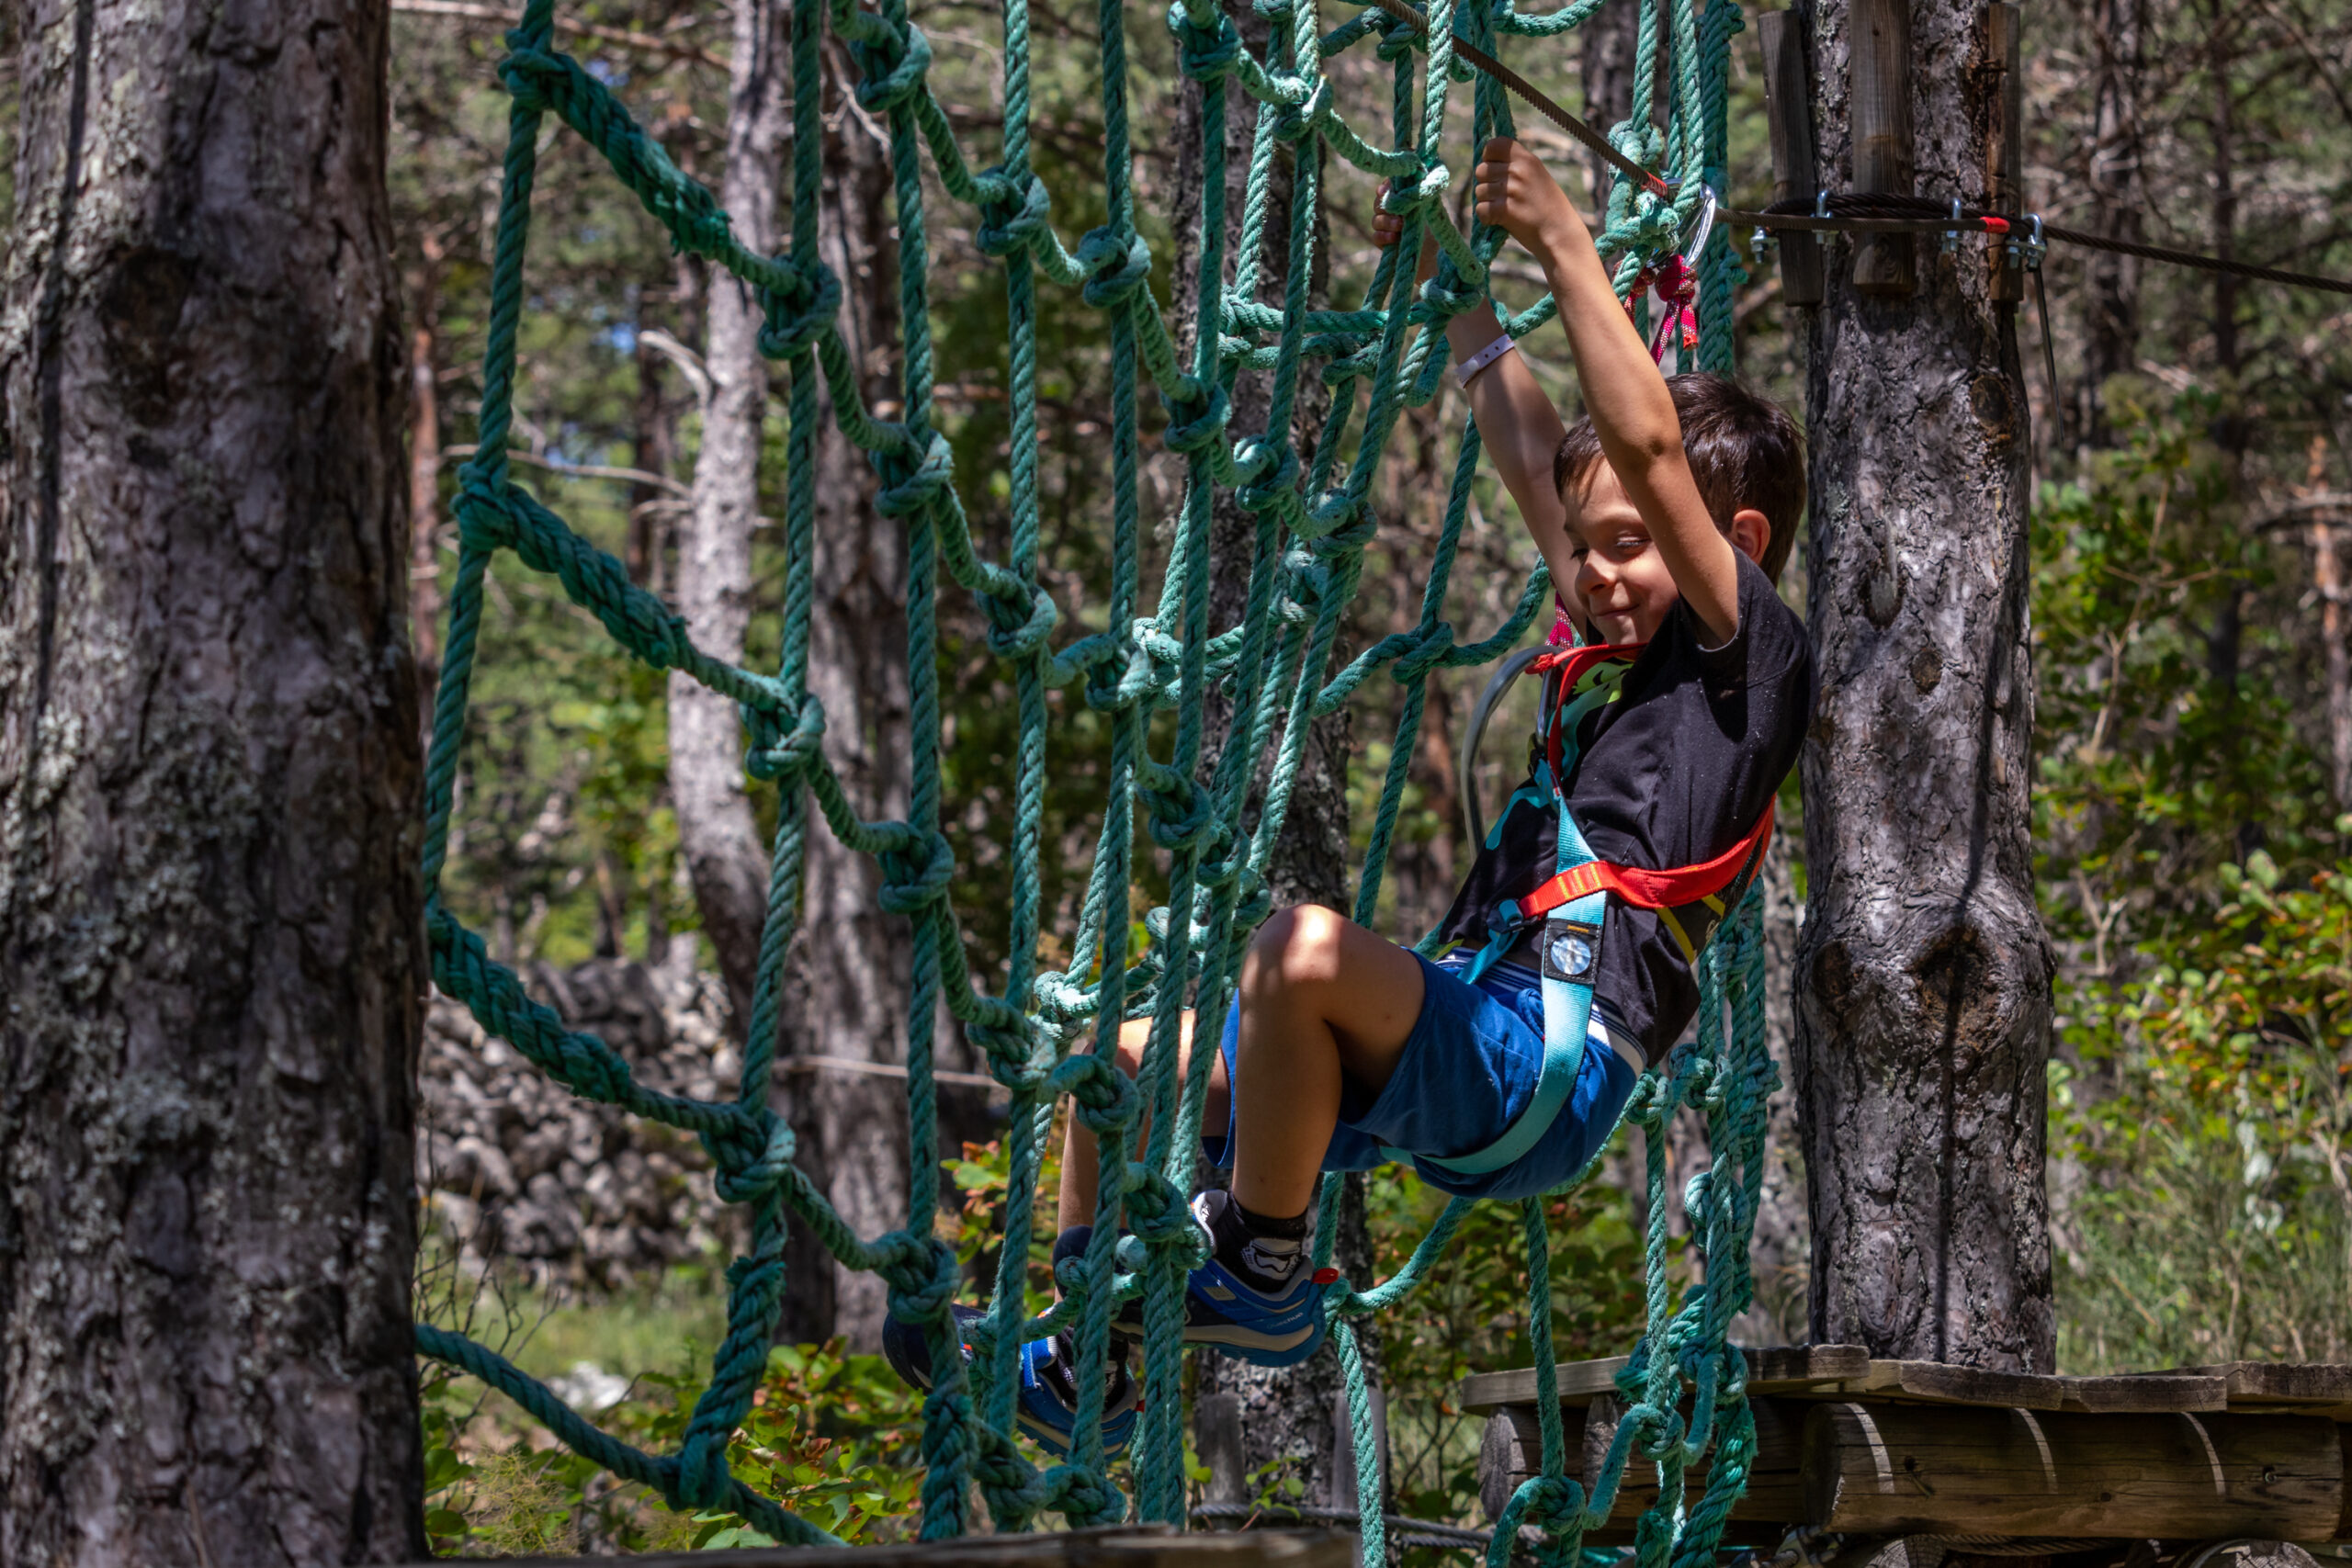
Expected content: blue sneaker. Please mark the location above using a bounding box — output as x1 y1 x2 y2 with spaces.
880 1303 1140 1459
1114 1191 1328 1367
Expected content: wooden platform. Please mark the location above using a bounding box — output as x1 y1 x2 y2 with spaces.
1468 1349 2352 1543
411 1525 1356 1568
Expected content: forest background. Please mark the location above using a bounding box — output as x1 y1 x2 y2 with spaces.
28 0 2347 1551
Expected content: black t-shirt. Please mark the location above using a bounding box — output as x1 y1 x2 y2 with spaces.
1433 554 1814 1065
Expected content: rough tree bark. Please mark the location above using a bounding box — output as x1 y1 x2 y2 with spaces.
1173 21 1381 1512
670 0 789 1033
772 53 912 1353
0 0 425 1561
1791 0 2055 1371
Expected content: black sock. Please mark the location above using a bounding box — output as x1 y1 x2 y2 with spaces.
1204 1190 1310 1292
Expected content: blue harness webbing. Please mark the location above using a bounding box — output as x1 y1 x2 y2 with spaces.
1392 656 1631 1177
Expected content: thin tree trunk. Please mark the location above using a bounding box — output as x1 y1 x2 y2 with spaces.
2080 0 2143 451
1792 0 2055 1371
1579 0 1641 211
1173 18 1379 1511
410 233 445 678
774 52 910 1353
670 0 789 1033
0 0 424 1560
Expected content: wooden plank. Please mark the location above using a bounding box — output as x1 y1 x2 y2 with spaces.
2059 1373 2231 1415
1801 1403 2342 1538
2158 1361 2352 1407
412 1528 1358 1568
1457 1344 1871 1415
1826 1359 2068 1411
1849 0 1916 295
1756 10 1824 308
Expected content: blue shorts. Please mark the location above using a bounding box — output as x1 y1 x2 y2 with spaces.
1199 950 1644 1201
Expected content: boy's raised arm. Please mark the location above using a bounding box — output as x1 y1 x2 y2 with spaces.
1471 139 1743 644
1374 204 1574 599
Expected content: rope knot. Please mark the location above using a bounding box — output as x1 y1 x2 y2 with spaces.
851 18 934 113
876 428 956 518
1049 1052 1137 1137
454 474 518 552
495 42 564 113
756 258 842 361
741 691 827 782
1374 14 1422 60
702 1108 797 1204
1394 621 1457 682
1271 77 1332 142
1138 761 1214 851
1165 0 1244 82
1233 438 1301 513
878 1232 963 1325
976 167 1055 258
1122 1169 1208 1265
1077 226 1154 309
877 828 956 914
1161 385 1233 457
984 582 1060 660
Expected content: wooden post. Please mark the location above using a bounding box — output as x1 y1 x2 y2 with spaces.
1758 10 1825 308
1985 3 2025 302
1802 1404 2344 1538
1849 0 1915 295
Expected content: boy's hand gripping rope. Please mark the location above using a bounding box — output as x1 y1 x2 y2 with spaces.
414 0 1771 1556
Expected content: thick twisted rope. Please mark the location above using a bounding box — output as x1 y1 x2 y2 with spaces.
415 0 1769 1552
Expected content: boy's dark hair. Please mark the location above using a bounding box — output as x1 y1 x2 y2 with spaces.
1552 373 1805 581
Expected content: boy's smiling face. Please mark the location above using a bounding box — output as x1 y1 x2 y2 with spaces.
1563 464 1682 647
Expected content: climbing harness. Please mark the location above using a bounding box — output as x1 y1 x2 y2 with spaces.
413 0 1777 1561
1418 643 1772 1179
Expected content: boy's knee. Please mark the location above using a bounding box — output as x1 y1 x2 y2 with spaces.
1114 1016 1151 1077
1243 903 1349 997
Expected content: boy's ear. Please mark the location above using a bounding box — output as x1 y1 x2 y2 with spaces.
1729 507 1770 565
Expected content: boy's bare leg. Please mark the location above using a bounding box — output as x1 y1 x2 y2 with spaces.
1057 1010 1219 1232
1054 905 1422 1239
1230 905 1426 1220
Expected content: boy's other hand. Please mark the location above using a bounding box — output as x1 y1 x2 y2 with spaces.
1473 138 1581 254
1372 181 1407 248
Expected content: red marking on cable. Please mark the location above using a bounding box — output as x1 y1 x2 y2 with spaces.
1981 216 2010 234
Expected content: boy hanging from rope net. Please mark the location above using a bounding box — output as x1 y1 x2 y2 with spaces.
885 139 1815 1456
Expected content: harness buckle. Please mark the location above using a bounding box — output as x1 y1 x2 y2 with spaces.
1540 915 1602 986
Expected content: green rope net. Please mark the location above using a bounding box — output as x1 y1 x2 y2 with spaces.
413 0 1773 1560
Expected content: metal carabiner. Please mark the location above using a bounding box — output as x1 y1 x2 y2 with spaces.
1679 183 1720 265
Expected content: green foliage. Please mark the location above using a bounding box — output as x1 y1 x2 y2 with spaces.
2036 392 2352 1371
2053 845 2352 1370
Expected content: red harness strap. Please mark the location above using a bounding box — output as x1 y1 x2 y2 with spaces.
1510 802 1775 921
1511 639 1775 921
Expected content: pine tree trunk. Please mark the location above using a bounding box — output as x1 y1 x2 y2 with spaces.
670 0 789 1032
773 66 912 1354
1172 22 1381 1513
1791 0 2055 1371
2080 0 2144 451
0 0 425 1560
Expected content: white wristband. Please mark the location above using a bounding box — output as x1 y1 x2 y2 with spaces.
1454 332 1518 389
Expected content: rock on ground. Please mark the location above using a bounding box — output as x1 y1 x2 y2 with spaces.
420 958 747 1288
